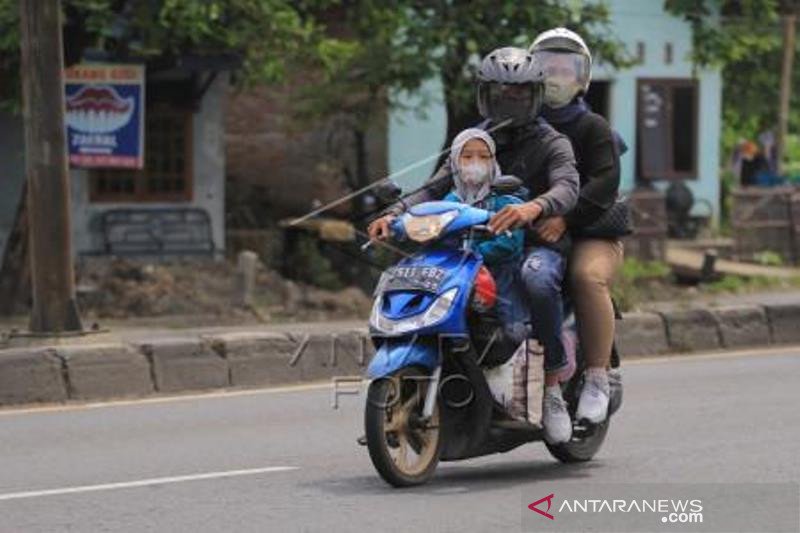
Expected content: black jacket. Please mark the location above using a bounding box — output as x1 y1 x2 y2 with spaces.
547 110 621 230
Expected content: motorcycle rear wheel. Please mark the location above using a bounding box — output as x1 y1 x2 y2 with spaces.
545 418 609 463
545 370 612 462
364 366 441 487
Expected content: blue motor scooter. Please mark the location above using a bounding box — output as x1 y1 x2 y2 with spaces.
363 177 622 487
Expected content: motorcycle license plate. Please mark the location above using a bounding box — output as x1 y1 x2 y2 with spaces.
381 266 448 292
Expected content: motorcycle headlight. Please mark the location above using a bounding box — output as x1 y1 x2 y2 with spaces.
404 211 459 243
370 287 459 335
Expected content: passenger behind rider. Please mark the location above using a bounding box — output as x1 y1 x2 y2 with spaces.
530 28 624 426
442 127 527 344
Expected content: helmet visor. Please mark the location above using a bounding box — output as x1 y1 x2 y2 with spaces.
478 82 541 126
535 50 590 99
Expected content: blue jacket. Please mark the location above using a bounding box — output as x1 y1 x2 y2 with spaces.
443 191 524 266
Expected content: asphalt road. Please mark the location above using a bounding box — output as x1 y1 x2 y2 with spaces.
0 347 799 532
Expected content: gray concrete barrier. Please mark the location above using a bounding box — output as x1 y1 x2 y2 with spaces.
764 303 800 344
55 343 153 400
1 304 799 407
660 308 721 352
208 331 301 387
614 312 669 356
714 305 771 349
0 348 67 405
136 338 228 393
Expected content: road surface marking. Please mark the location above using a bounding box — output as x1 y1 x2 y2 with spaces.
0 466 299 502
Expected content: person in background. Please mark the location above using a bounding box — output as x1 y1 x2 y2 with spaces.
739 139 769 186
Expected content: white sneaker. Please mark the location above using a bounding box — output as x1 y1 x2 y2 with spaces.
542 388 572 444
576 371 610 424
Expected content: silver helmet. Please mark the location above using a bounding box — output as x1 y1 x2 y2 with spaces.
476 47 545 127
530 28 592 108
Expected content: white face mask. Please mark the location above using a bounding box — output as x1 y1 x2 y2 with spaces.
459 162 491 186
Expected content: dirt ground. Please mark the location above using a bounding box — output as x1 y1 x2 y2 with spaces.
70 256 372 326
2 255 798 333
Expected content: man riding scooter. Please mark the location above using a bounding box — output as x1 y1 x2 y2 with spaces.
369 46 580 444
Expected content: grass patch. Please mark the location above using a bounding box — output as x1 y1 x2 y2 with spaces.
611 258 800 311
612 259 673 312
705 274 800 295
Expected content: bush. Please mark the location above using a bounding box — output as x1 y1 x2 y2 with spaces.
612 258 672 312
620 258 671 281
753 250 784 267
286 234 344 291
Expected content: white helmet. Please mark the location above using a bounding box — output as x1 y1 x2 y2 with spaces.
529 28 592 107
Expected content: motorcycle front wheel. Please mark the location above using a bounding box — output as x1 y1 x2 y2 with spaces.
364 366 441 487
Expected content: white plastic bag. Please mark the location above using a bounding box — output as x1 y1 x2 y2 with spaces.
521 340 544 426
484 340 544 424
484 324 578 426
483 352 519 418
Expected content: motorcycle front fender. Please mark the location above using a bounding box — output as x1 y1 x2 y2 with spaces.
366 339 439 379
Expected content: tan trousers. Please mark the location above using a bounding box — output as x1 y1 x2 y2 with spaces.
568 238 624 368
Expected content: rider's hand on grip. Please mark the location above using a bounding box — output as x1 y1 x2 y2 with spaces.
367 214 396 242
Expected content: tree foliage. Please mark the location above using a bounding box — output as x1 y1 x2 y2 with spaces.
666 0 800 154
295 1 632 147
2 1 631 132
0 0 334 110
1 0 633 196
273 0 633 214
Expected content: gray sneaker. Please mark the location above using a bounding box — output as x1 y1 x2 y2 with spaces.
576 372 610 424
542 389 572 444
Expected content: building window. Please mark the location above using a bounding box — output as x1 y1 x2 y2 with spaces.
664 43 673 65
636 42 646 64
636 78 699 181
90 105 192 202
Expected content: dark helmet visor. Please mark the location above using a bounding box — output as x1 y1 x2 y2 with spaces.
478 82 542 126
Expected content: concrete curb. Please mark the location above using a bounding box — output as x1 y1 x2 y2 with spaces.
54 343 153 400
0 347 67 405
1 304 799 407
764 303 800 345
659 308 722 353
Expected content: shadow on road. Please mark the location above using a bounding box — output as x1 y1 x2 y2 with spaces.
306 458 604 496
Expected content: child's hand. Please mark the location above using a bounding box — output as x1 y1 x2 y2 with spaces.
536 216 567 243
367 214 396 241
488 202 542 234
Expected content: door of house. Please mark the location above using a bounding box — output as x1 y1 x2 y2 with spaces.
636 78 699 183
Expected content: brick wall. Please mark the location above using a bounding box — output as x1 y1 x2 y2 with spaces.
225 82 388 220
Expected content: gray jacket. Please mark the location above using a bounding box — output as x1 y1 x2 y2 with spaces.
385 119 579 225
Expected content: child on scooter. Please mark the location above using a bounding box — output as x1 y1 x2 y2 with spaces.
443 128 527 346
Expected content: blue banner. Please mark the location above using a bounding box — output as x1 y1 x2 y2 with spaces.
64 64 145 169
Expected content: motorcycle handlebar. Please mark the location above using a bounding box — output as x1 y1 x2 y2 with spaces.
360 221 509 252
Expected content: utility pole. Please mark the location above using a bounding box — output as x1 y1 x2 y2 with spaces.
19 0 83 333
777 10 797 177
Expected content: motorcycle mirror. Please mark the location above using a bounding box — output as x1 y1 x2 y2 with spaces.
373 180 402 203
